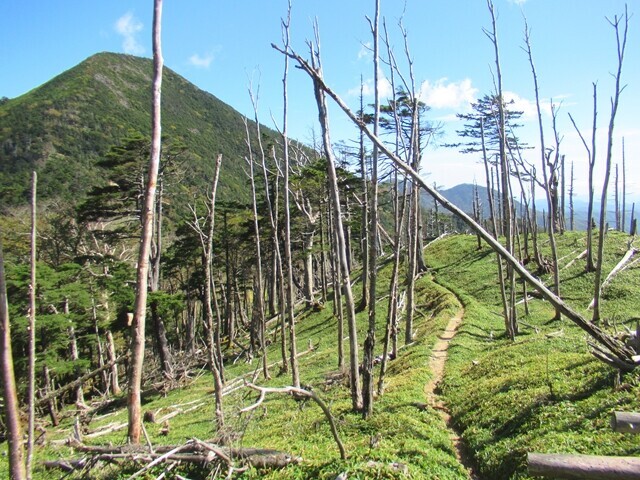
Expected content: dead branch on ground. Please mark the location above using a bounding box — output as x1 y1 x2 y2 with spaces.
242 382 346 459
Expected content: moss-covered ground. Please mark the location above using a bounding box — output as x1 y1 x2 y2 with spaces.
427 231 640 479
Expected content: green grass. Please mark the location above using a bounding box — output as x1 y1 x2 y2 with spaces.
427 231 640 479
4 261 470 479
4 230 638 479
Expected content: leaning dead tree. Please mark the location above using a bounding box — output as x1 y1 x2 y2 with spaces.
304 25 363 411
274 43 639 371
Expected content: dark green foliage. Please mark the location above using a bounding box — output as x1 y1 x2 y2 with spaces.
0 52 283 208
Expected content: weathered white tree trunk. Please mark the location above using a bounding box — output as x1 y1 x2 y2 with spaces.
593 8 629 322
105 330 121 395
26 171 37 479
0 239 26 480
275 44 637 369
280 2 300 387
127 0 163 444
308 31 362 410
362 0 380 419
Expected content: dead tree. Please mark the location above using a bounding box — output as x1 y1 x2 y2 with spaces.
127 0 163 444
275 43 638 370
105 330 121 395
622 138 627 232
279 1 300 387
569 83 598 272
0 238 27 480
486 0 517 338
302 26 363 410
593 7 629 323
362 0 380 419
188 155 225 431
243 101 269 379
26 171 37 479
569 161 575 231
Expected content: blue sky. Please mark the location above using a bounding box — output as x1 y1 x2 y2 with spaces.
1 0 638 200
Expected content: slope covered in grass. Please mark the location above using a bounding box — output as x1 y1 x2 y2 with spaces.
9 260 472 479
426 231 640 479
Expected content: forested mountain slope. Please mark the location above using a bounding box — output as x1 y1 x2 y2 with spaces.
0 52 281 206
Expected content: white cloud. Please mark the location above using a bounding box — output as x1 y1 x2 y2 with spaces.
188 53 214 69
508 0 528 5
358 42 372 60
115 12 144 55
419 78 478 110
502 91 569 119
348 76 393 100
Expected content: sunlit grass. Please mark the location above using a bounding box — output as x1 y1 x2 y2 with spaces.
429 231 640 479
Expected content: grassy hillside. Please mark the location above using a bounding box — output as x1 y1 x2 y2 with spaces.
1 231 638 479
427 231 640 479
0 52 282 206
2 260 471 479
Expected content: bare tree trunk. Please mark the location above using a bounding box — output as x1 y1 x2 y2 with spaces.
309 28 362 410
487 0 517 338
362 0 380 419
42 365 59 426
105 330 121 395
560 153 566 233
280 3 300 387
26 172 36 479
357 79 369 313
622 138 626 232
482 120 512 337
319 209 328 304
204 155 225 430
269 147 288 373
66 298 86 407
0 238 26 480
405 185 418 344
569 84 598 272
244 110 269 379
570 162 575 231
275 43 638 369
524 21 561 320
615 163 620 231
90 296 109 393
378 169 408 395
127 0 163 444
150 178 172 380
473 183 483 249
328 202 345 370
593 8 629 323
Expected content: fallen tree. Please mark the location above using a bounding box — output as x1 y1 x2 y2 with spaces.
588 245 637 309
36 354 128 408
43 438 300 477
527 452 640 480
610 411 640 434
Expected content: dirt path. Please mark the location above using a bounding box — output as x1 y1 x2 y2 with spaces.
425 307 479 480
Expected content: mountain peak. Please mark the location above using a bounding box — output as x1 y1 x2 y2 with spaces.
0 52 274 206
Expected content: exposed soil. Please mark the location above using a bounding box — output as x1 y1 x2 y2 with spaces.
425 307 480 480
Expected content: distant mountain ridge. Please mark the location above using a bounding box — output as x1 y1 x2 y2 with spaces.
423 183 638 232
0 52 281 206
